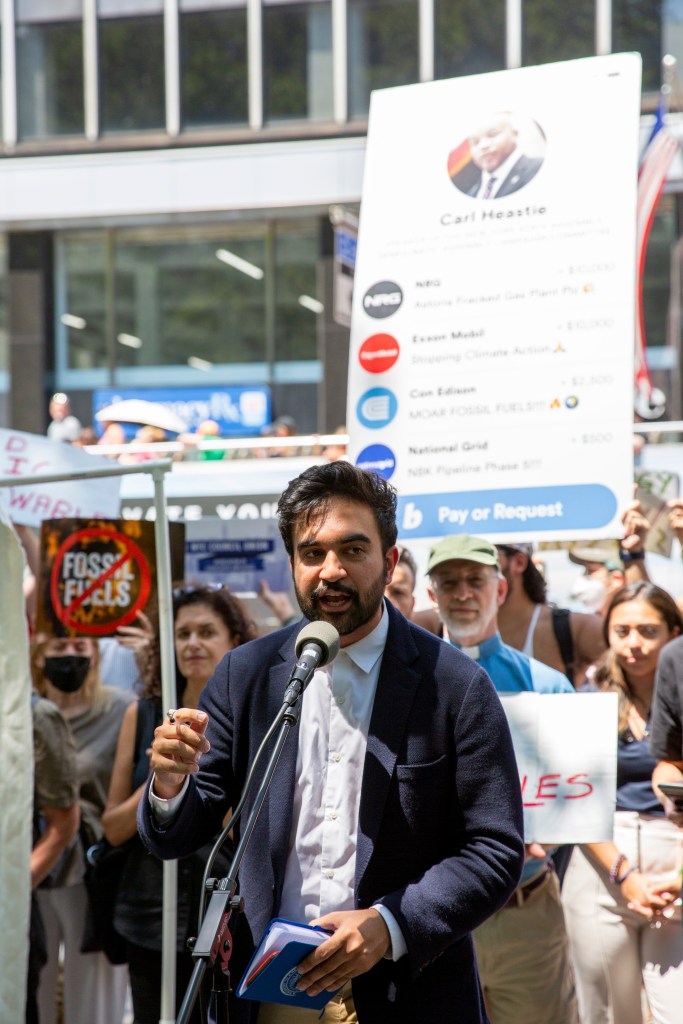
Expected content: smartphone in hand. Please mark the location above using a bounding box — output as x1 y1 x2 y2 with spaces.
658 782 683 810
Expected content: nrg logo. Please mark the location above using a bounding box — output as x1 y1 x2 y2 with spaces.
363 280 403 319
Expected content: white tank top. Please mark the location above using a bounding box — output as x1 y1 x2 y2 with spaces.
521 603 542 658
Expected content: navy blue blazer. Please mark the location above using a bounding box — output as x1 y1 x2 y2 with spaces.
139 601 524 1022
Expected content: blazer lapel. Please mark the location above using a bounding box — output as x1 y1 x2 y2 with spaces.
266 631 302 877
356 608 421 888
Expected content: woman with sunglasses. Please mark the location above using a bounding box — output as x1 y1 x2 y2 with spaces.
562 581 683 1024
103 584 256 1024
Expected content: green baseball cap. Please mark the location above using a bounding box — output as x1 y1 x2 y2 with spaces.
426 535 501 575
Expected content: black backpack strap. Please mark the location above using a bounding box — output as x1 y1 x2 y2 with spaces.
551 607 575 686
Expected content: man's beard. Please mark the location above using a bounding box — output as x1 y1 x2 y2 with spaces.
443 586 500 646
294 566 387 636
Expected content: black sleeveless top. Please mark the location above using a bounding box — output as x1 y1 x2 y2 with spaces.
113 697 232 950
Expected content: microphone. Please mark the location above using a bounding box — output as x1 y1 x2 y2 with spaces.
283 622 340 705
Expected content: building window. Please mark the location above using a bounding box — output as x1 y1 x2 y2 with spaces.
60 235 108 370
263 1 333 122
613 0 663 94
99 10 165 132
0 234 7 407
643 194 676 351
434 0 505 80
115 228 268 368
522 0 595 66
180 4 248 128
57 218 325 380
347 0 419 119
274 219 321 361
16 1 84 139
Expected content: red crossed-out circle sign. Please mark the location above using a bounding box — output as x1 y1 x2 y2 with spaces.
358 333 400 374
50 526 152 636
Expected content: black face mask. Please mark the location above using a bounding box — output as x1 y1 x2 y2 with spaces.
43 656 91 693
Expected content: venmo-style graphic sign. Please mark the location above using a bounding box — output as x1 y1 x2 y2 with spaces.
397 484 617 538
346 54 641 542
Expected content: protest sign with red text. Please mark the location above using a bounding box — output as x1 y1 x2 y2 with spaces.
0 428 120 526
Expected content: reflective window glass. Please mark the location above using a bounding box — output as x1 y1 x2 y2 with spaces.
263 2 333 122
16 2 84 138
347 0 419 119
663 0 683 93
180 7 248 127
99 15 165 131
643 194 675 351
114 229 267 367
435 0 504 80
613 0 662 93
522 0 594 65
58 220 326 378
61 236 108 370
274 220 321 361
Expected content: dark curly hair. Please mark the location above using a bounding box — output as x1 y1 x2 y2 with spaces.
277 461 398 557
141 583 257 702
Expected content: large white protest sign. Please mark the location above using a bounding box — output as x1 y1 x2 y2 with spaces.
347 54 641 543
500 692 618 843
0 429 121 526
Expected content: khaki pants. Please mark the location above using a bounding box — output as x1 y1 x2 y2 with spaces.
562 813 683 1024
474 870 578 1024
257 982 356 1023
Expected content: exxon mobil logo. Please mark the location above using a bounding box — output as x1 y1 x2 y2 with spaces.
362 281 403 319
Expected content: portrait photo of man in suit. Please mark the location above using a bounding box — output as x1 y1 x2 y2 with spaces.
139 461 524 1023
448 111 545 199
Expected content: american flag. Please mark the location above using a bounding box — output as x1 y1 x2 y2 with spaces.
635 102 679 409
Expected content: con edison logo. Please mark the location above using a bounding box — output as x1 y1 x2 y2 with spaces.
363 281 403 319
357 388 397 429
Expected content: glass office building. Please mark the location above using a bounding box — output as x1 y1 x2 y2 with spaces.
1 0 682 432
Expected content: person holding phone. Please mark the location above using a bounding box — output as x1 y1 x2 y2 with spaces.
562 582 683 1024
652 608 683 828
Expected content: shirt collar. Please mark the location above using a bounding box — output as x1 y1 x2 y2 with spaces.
450 631 504 661
338 601 389 675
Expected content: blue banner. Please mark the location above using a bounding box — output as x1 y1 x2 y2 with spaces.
94 386 270 438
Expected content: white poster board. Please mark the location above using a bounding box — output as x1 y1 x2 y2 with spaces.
0 429 121 526
347 54 641 543
500 692 618 843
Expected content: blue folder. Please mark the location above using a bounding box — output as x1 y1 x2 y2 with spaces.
236 918 341 1011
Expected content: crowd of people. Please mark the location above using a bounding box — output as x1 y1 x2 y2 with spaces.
20 456 683 1024
46 391 348 464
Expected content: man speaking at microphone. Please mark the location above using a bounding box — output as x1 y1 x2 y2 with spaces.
139 461 524 1023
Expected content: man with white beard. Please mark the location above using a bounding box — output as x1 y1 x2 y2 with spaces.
426 535 578 1024
426 535 574 695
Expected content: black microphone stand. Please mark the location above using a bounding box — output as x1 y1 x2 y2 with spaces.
176 679 309 1024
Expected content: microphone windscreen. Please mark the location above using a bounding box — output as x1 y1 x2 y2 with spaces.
294 621 341 666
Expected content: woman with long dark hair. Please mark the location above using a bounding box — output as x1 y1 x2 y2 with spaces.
103 584 256 1023
562 581 683 1024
